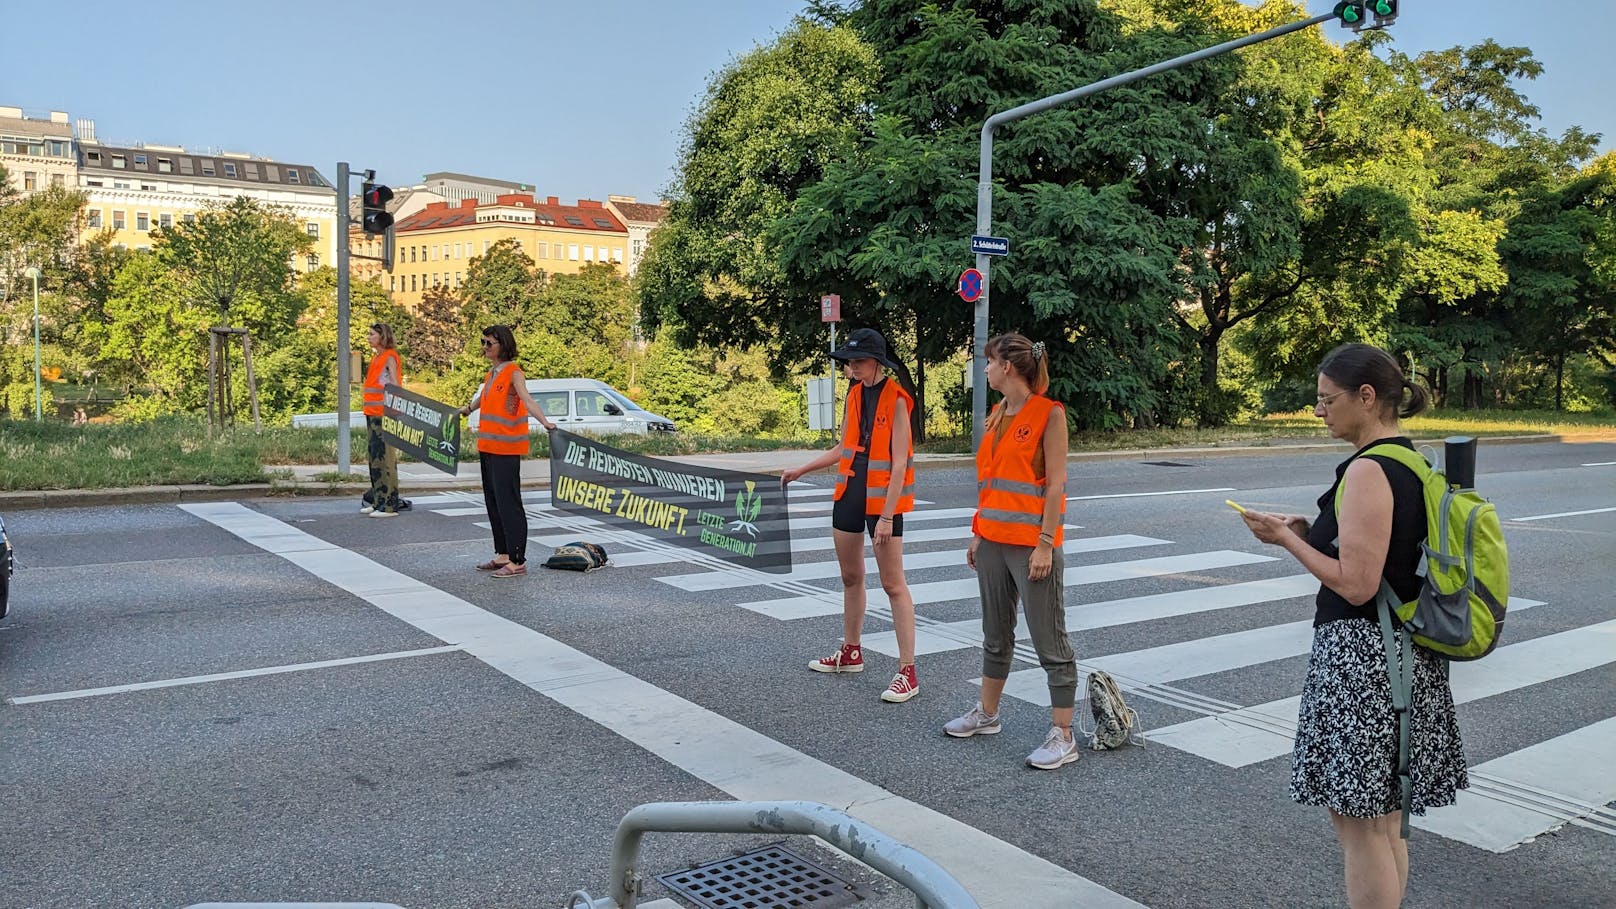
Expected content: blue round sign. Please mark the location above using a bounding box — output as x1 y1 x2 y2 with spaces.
958 268 983 302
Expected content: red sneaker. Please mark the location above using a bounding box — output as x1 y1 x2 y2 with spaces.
809 642 864 674
881 664 919 703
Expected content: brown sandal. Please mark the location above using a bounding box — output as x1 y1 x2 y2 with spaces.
491 563 527 578
476 559 508 571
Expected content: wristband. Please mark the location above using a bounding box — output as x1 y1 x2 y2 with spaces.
878 516 894 524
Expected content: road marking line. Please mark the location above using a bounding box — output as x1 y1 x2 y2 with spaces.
1413 715 1616 852
737 549 1277 620
181 502 1145 909
1067 487 1235 501
6 645 463 705
1581 461 1616 467
1002 596 1548 710
657 534 1168 592
1510 506 1616 522
862 573 1314 658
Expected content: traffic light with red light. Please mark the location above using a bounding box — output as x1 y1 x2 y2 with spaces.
361 182 394 235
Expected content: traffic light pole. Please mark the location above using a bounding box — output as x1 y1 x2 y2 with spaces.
970 9 1339 447
336 160 353 477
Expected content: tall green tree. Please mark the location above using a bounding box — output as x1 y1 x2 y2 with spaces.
154 196 313 346
636 17 880 369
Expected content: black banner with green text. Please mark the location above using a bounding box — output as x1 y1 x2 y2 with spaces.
548 429 793 572
379 386 460 476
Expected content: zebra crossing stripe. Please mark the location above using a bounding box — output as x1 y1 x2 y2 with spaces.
862 574 1320 658
1145 599 1572 768
657 534 1168 592
737 550 1277 620
1412 715 1616 852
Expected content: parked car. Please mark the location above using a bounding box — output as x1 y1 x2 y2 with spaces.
468 378 677 436
1 512 13 619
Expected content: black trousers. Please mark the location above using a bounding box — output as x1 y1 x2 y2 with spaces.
480 453 527 564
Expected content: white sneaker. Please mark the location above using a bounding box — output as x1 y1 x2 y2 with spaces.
1026 726 1081 770
360 503 375 514
368 510 398 519
943 703 1002 738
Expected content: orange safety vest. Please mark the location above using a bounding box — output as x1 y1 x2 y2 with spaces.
361 348 401 417
476 362 530 456
974 395 1065 547
833 379 915 516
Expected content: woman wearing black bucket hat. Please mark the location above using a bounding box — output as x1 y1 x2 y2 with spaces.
782 328 922 703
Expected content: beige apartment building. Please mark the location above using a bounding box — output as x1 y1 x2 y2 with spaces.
0 106 77 194
76 138 338 269
388 194 628 309
604 195 667 276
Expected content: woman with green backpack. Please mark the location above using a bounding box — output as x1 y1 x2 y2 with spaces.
1240 343 1468 909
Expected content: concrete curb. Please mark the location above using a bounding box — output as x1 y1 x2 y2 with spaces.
1 431 1607 511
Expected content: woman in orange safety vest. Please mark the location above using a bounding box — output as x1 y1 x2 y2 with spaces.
360 323 408 518
781 328 921 704
943 332 1079 771
458 325 557 579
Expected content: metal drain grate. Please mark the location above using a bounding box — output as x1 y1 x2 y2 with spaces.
657 844 861 909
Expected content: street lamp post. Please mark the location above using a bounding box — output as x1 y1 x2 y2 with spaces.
22 266 42 422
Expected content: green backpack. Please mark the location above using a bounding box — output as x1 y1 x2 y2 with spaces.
1334 443 1511 659
1335 442 1511 836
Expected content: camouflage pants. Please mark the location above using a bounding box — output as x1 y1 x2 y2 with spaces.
364 416 401 512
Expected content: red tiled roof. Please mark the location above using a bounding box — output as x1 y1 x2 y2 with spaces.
394 195 626 233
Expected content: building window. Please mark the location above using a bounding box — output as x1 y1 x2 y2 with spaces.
452 243 460 259
390 275 397 292
133 154 147 166
183 213 195 225
201 162 215 176
307 254 320 270
87 150 101 163
87 210 102 229
568 244 579 261
397 246 405 264
51 173 65 188
86 180 104 187
223 163 237 177
305 222 320 239
535 242 548 259
287 168 300 184
112 210 126 230
612 247 623 263
159 213 173 229
113 180 131 189
583 246 594 262
136 212 150 231
111 154 126 169
483 240 491 254
50 140 69 157
410 275 417 292
22 172 37 190
410 247 417 263
158 158 173 173
140 183 156 191
632 239 643 259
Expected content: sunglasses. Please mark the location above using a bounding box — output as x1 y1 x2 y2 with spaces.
481 338 496 348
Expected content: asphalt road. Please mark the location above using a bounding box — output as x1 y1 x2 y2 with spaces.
2 439 1613 909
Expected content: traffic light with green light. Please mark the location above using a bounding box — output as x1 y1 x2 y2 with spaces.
1369 0 1397 26
1333 1 1367 28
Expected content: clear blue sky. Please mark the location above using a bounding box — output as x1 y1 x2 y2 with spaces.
8 1 1610 204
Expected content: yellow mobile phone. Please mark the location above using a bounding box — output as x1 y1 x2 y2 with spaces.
1225 499 1248 514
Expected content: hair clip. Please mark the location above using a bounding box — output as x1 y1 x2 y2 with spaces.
1031 341 1045 361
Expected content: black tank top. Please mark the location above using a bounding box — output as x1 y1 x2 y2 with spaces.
851 377 887 472
1307 437 1428 626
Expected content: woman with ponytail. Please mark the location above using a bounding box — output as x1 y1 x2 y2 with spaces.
1240 343 1465 908
944 333 1081 770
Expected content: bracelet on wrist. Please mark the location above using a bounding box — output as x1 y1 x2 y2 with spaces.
878 515 894 523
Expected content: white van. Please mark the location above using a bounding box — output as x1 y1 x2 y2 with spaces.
468 378 677 435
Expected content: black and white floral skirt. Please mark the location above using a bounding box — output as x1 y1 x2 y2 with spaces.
1291 618 1469 818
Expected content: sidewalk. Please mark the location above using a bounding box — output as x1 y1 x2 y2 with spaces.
0 431 1591 510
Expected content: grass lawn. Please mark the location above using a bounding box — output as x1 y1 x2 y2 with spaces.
1 409 1611 491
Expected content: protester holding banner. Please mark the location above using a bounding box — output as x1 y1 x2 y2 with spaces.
361 323 409 518
459 325 557 579
944 333 1080 770
781 328 921 704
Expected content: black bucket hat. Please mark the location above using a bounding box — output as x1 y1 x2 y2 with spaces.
830 327 899 370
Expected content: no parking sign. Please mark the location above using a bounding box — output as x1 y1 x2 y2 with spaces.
958 268 984 303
